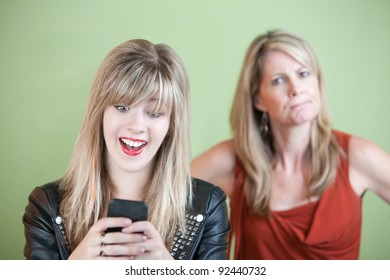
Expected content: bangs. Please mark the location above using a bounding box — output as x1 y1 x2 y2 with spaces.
103 64 175 113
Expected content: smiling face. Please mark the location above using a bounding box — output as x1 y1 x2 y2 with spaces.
254 50 321 129
103 96 170 177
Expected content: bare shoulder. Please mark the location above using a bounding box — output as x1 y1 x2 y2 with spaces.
192 139 236 171
349 135 384 165
349 135 390 202
206 139 235 160
191 139 236 197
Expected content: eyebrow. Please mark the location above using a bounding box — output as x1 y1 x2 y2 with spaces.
147 97 161 105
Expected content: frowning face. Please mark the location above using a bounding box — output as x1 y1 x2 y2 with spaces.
254 50 321 128
103 96 170 177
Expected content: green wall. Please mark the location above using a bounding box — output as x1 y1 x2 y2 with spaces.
1 0 389 259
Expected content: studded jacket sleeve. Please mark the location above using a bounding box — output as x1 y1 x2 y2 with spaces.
23 183 70 259
184 179 231 260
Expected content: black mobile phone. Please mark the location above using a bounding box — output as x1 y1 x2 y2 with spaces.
106 199 148 233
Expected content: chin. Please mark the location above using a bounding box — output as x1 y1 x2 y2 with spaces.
295 109 319 123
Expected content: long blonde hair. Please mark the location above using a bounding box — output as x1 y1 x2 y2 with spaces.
230 29 342 216
59 39 192 249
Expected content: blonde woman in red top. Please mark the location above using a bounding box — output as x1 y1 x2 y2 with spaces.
191 29 390 259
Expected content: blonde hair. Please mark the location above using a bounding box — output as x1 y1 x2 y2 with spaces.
59 39 192 249
230 29 342 216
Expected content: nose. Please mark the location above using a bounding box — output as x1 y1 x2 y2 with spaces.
125 110 146 133
288 77 303 97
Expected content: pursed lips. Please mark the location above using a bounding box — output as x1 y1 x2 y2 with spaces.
290 100 310 109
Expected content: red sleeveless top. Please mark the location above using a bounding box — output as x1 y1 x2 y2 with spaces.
229 130 362 259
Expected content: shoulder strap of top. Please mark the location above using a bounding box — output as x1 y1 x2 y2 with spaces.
332 129 351 152
228 157 247 259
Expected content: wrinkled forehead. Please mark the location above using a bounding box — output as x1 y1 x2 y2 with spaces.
263 50 305 70
259 47 318 80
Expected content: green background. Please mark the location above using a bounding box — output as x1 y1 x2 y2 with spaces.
1 0 389 259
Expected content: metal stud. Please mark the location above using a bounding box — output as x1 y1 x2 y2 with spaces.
55 216 63 225
195 214 204 222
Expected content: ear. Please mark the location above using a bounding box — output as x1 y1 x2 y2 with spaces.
253 94 267 112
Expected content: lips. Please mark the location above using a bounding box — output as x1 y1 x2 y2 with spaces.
290 100 310 109
119 137 148 156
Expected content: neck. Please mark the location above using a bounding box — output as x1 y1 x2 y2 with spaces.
271 123 311 172
107 164 152 201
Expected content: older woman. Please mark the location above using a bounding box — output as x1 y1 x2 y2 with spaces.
191 29 390 259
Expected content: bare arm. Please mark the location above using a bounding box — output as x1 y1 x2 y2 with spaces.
191 140 236 198
349 135 390 203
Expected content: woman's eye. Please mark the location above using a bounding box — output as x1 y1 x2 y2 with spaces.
271 77 284 86
114 105 129 112
148 111 164 118
300 70 310 78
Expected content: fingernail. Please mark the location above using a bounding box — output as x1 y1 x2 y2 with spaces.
138 247 145 253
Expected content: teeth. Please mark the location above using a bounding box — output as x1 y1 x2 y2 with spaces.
121 138 145 148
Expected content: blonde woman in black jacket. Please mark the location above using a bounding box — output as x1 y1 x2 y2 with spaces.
23 39 230 260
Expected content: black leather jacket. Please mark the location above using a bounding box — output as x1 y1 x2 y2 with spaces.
23 178 230 260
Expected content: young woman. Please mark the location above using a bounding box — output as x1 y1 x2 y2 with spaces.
24 39 230 260
191 30 390 259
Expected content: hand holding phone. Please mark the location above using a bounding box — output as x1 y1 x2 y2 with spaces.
106 199 148 233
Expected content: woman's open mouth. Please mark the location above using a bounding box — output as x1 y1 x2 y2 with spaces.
119 137 148 156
